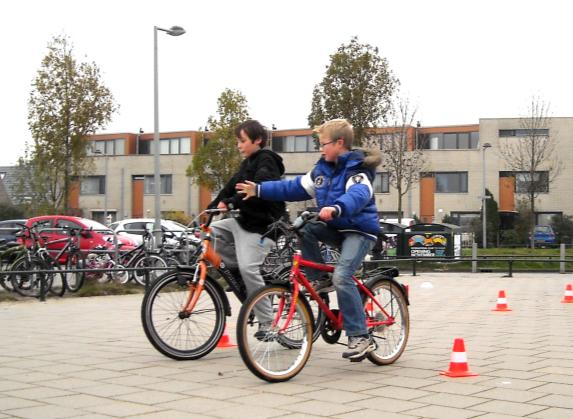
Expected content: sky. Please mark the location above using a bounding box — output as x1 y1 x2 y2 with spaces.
1 0 572 165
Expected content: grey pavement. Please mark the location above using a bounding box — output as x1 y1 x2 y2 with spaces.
1 272 573 418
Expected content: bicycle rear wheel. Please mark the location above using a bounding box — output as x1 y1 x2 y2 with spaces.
10 256 52 298
363 278 409 365
132 254 169 286
65 254 85 293
237 285 314 382
141 270 226 360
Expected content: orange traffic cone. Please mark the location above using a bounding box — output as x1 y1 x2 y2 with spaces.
561 283 573 303
440 338 479 378
216 325 237 348
491 290 512 312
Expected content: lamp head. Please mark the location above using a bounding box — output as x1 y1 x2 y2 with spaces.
167 26 186 36
482 142 492 149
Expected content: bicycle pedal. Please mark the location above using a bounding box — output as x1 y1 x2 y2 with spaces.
349 354 368 363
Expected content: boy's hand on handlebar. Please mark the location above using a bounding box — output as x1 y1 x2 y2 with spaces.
217 201 228 210
319 206 338 221
236 180 257 200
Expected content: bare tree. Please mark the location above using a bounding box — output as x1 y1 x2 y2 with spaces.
378 100 425 224
498 97 562 247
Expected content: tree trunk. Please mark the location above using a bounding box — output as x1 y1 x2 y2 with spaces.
530 193 536 249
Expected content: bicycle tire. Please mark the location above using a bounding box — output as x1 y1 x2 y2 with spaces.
65 254 85 293
237 284 314 382
363 277 409 365
132 254 169 286
10 256 53 298
48 261 66 297
270 268 325 343
141 270 226 360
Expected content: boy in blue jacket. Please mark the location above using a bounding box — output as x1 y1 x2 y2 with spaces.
237 119 382 360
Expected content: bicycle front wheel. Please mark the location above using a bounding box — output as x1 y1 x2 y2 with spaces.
237 285 314 382
141 271 226 360
363 278 409 365
10 256 52 298
132 255 169 286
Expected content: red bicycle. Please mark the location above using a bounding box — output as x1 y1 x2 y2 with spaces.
236 212 410 382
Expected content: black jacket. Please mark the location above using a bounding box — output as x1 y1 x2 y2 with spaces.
208 149 286 234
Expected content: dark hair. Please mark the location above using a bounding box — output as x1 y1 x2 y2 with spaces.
234 119 268 148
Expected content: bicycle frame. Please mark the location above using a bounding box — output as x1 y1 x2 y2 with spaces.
277 251 395 335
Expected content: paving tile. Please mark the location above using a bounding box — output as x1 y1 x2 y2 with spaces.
363 386 431 401
347 396 426 413
403 405 482 419
528 407 573 419
209 404 288 418
114 390 187 405
333 410 419 419
43 394 112 408
156 397 240 415
287 399 361 417
471 400 547 416
181 385 257 400
0 397 43 410
4 404 82 418
85 400 164 417
529 394 573 409
411 392 487 409
472 387 547 403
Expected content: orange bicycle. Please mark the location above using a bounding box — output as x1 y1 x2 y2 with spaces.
236 211 410 382
141 209 288 360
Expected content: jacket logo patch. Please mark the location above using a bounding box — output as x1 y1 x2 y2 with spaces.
315 176 325 187
352 174 364 184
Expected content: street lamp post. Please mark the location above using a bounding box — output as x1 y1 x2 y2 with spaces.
153 25 185 245
482 142 492 248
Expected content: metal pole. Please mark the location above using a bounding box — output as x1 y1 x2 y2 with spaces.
472 242 477 273
560 243 566 274
153 26 162 247
104 155 108 224
482 147 487 249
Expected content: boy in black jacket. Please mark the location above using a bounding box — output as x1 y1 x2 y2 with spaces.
208 120 285 328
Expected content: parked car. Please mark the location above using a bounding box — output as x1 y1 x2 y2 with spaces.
24 216 137 256
532 225 557 246
0 219 27 243
109 218 194 245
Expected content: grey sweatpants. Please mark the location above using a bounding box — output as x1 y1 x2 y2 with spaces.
211 218 274 323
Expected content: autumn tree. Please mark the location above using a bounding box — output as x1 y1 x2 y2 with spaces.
308 36 399 145
498 97 562 247
379 101 425 224
186 89 250 192
24 34 117 214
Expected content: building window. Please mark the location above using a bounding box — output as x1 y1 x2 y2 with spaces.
515 171 549 193
536 212 561 225
449 211 480 227
417 132 479 150
80 176 105 195
499 129 549 137
144 175 172 194
271 136 317 153
138 137 191 155
373 172 390 193
88 139 125 156
435 172 468 193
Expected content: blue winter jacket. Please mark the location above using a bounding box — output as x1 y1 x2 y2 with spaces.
258 149 382 240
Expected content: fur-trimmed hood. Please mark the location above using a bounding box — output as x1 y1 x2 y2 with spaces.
355 147 382 169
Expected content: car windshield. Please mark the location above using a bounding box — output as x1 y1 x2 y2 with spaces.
164 220 186 232
535 226 552 233
82 218 113 234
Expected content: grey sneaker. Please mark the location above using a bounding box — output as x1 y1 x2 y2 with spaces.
342 335 376 360
254 322 274 341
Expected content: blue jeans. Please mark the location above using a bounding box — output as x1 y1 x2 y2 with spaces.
300 222 374 337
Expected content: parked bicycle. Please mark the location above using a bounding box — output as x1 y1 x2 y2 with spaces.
236 211 410 382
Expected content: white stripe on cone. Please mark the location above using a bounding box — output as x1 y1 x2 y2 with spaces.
451 352 468 363
497 298 507 304
565 290 573 296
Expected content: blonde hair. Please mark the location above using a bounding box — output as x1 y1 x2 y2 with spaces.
313 119 354 149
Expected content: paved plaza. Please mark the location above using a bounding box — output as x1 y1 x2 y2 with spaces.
1 272 573 418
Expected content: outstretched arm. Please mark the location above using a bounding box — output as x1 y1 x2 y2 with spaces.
236 180 257 200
